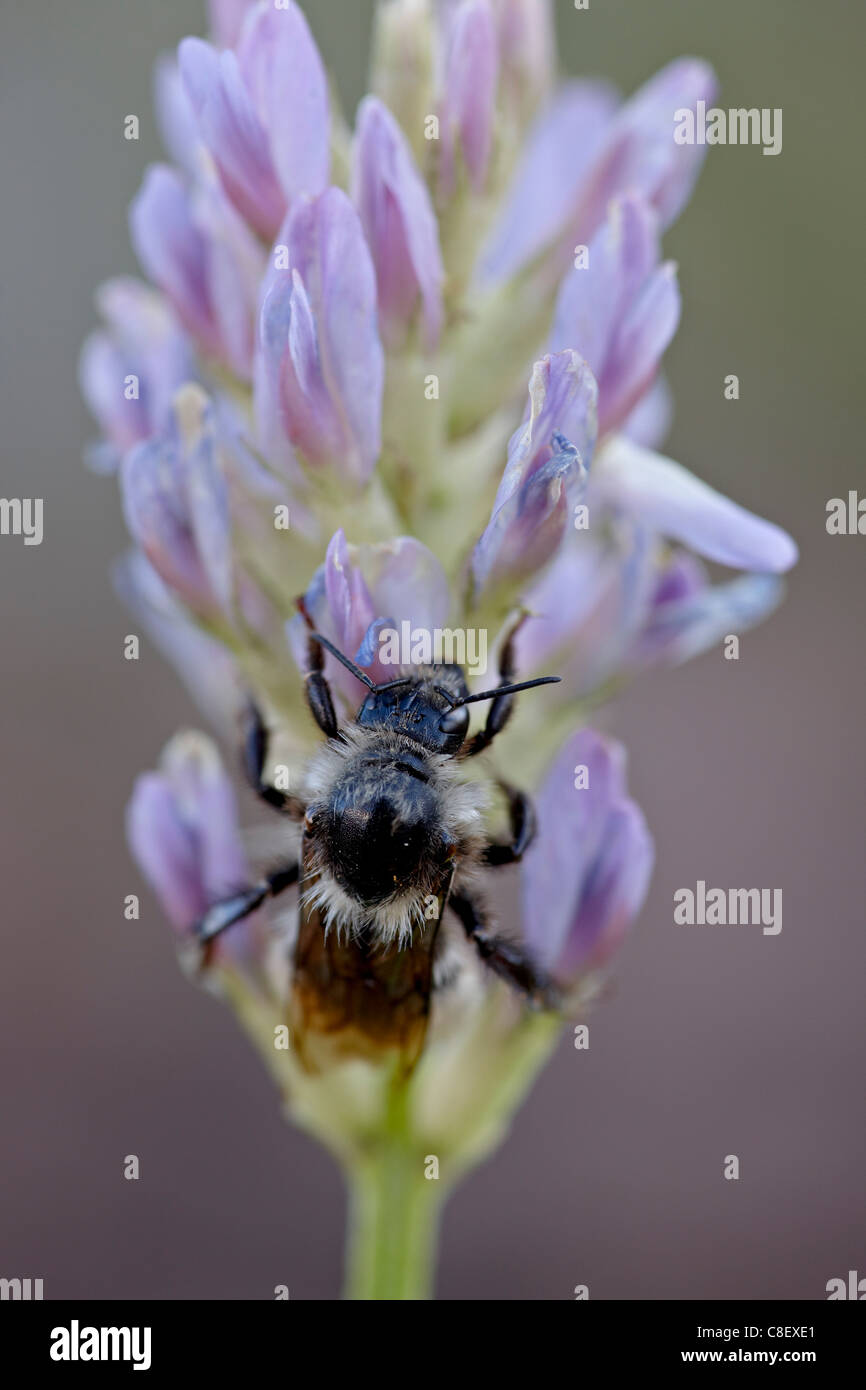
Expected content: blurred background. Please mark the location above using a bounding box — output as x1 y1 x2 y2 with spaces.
1 0 863 1300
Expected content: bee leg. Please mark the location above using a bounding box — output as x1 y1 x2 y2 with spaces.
482 783 537 866
461 613 527 758
195 860 300 950
303 631 339 739
449 887 560 1011
241 700 307 818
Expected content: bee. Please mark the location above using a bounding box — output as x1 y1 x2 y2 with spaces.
195 614 561 1074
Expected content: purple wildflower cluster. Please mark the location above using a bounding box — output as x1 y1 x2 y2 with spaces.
81 0 796 1010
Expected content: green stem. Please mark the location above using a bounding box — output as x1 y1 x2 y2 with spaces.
344 1083 444 1301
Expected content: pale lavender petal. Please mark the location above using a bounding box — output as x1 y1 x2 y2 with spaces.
352 96 444 349
120 407 234 617
207 0 258 49
523 729 653 979
79 332 148 456
154 55 202 174
237 2 330 204
479 79 619 284
622 375 673 450
440 0 499 196
567 58 718 247
493 351 598 513
323 528 379 671
552 195 680 436
114 550 243 737
80 278 197 468
193 179 265 379
122 439 210 610
260 190 384 484
595 436 799 572
599 262 680 434
130 165 217 349
515 536 615 673
633 566 785 667
183 431 235 613
472 432 588 595
494 0 555 113
293 529 452 696
127 733 252 939
356 535 452 643
178 37 284 238
552 196 659 374
128 772 203 930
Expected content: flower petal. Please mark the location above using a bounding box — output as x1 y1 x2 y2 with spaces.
207 0 257 50
633 564 785 667
552 195 680 436
178 37 284 238
595 436 799 572
352 96 444 349
293 528 452 696
120 392 233 616
440 0 499 196
130 165 216 348
472 431 589 596
523 729 653 979
127 731 251 935
259 189 384 485
568 57 719 246
237 2 330 205
479 79 619 284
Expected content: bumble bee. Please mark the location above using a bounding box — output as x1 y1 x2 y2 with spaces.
195 614 561 1074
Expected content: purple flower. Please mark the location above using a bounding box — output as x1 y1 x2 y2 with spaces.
622 376 673 450
471 351 597 596
630 555 785 668
179 3 329 240
438 0 499 197
127 731 259 963
258 188 385 486
153 55 202 175
567 57 718 249
120 388 234 618
594 435 799 573
130 166 264 378
290 527 451 700
481 57 716 286
517 528 786 698
492 0 555 117
207 0 257 50
79 277 195 471
551 195 680 438
115 550 245 739
516 525 654 696
352 96 444 350
178 37 284 239
479 79 619 284
523 729 654 981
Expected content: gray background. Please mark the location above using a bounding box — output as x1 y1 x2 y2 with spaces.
0 0 863 1299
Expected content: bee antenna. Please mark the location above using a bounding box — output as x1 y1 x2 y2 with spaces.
456 675 561 706
309 632 376 691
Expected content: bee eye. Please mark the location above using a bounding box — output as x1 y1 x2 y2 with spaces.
438 705 469 737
